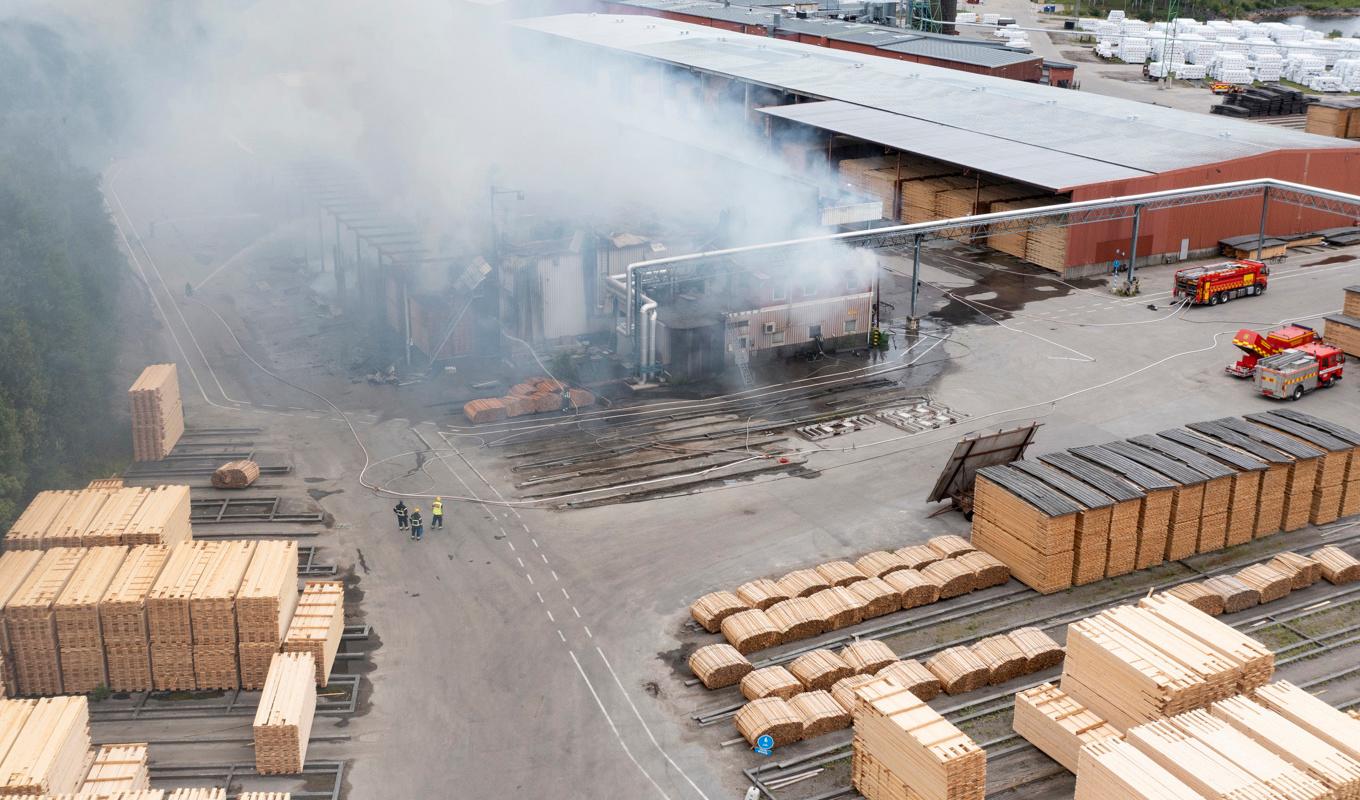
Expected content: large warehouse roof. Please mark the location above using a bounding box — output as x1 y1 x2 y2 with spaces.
517 14 1356 191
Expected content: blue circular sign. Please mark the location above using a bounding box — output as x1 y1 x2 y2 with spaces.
756 734 774 749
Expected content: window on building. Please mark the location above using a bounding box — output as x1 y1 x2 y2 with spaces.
734 319 749 329
844 319 858 334
771 331 785 345
808 324 822 339
802 282 818 298
772 284 788 302
736 336 750 350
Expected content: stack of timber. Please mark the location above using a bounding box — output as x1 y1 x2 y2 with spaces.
740 666 802 701
1008 627 1064 671
210 460 260 489
1313 545 1360 584
875 659 942 701
765 597 824 641
123 486 191 548
1038 450 1144 577
935 184 1044 242
807 586 865 631
282 581 344 686
0 552 44 696
79 743 150 795
0 696 91 796
236 541 298 690
192 540 256 689
1128 434 1236 554
855 551 910 580
883 568 941 608
1187 420 1292 538
1212 694 1360 799
721 610 781 654
926 536 974 559
1203 575 1259 613
831 674 880 713
169 790 226 800
687 644 751 690
253 652 316 775
987 198 1056 259
31 491 109 550
1252 680 1360 762
1269 551 1321 589
847 577 901 618
971 635 1027 685
1236 562 1292 603
789 650 854 692
1155 428 1268 547
1064 446 1175 571
1060 595 1273 731
1074 738 1207 800
1013 682 1122 772
128 364 183 462
86 478 124 490
148 542 220 691
81 488 150 548
54 546 127 693
790 690 851 737
814 560 867 588
1164 582 1224 617
1248 410 1352 525
1324 285 1360 357
1154 709 1330 800
955 551 1009 589
6 549 86 696
894 545 941 570
4 492 76 551
925 647 989 695
1098 441 1208 562
734 579 787 610
734 697 802 747
899 175 977 224
1010 460 1116 586
1213 416 1322 532
1270 409 1360 518
920 559 974 599
775 569 830 599
969 466 1079 594
840 641 897 676
101 545 170 692
839 157 953 220
4 486 190 551
851 677 986 800
689 591 746 633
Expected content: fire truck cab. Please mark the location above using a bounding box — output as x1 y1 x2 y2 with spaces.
1254 343 1345 401
1173 260 1269 306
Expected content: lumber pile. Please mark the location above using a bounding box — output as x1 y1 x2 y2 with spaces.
123 486 191 548
920 559 974 599
54 546 128 693
236 541 299 690
790 690 850 737
168 790 226 800
0 696 91 796
100 545 170 692
80 488 149 549
0 553 44 697
464 377 595 424
1248 411 1352 525
1271 408 1360 518
1203 574 1259 614
894 545 940 570
1074 738 1204 800
1236 562 1292 603
1314 545 1360 584
847 578 901 618
1160 709 1328 800
1060 595 1273 731
955 551 1009 589
86 478 124 490
876 659 941 701
689 591 746 633
148 542 223 691
1164 582 1224 617
282 581 344 686
831 674 879 713
6 486 194 552
734 697 802 747
806 587 865 631
1270 551 1321 589
1212 694 1360 799
253 652 316 775
1252 680 1360 762
855 551 910 580
969 467 1078 594
740 666 801 701
925 647 988 695
814 560 866 588
852 677 985 800
6 549 87 696
884 568 940 609
734 579 786 610
927 535 974 559
1008 627 1064 671
899 175 975 224
461 398 505 425
765 597 824 641
936 184 1044 242
972 635 1027 685
720 609 780 654
789 650 853 692
210 460 260 489
129 364 183 462
79 743 150 795
987 198 1054 259
775 569 829 599
1013 683 1122 772
687 644 751 690
840 641 897 676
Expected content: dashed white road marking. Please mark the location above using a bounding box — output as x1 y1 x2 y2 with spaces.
525 573 534 585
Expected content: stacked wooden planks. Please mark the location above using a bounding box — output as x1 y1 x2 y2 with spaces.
884 568 941 608
847 578 901 618
972 635 1027 685
1269 551 1321 589
720 610 780 655
1013 682 1122 772
987 198 1055 259
1069 445 1175 571
765 597 824 641
687 644 751 690
734 579 786 610
790 690 850 737
1155 429 1267 547
6 549 87 696
1248 411 1352 525
3 492 75 551
831 674 880 714
935 184 1044 242
253 652 316 775
0 697 91 796
1188 420 1292 538
54 546 128 693
1269 409 1360 519
775 569 829 599
191 541 256 690
1324 286 1360 358
1237 562 1292 603
899 175 975 224
839 157 955 220
1038 451 1144 578
1203 574 1259 613
1099 441 1208 562
925 647 989 696
1010 461 1115 586
210 460 260 489
740 666 802 701
814 560 866 588
282 581 344 687
806 586 865 631
1213 416 1322 532
123 486 191 548
735 697 802 747
689 591 746 633
920 559 974 599
1060 595 1273 732
1008 627 1064 671
840 641 897 676
79 743 150 795
100 545 170 692
1314 545 1360 584
1074 738 1206 800
1151 709 1329 800
1252 680 1360 762
129 364 184 462
852 677 985 800
789 650 854 692
40 491 112 551
3 486 191 552
236 542 300 690
895 545 941 570
875 659 941 701
855 551 910 580
1164 582 1223 616
969 466 1080 594
1212 693 1360 798
0 553 44 697
148 543 219 691
80 488 151 548
168 788 226 800
1128 434 1236 554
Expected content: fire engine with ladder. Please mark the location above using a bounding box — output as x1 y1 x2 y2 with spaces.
1226 324 1318 377
1254 343 1345 401
1173 260 1269 306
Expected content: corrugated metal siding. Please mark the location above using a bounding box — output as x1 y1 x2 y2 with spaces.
723 293 872 352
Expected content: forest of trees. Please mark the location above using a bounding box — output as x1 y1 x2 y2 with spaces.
0 19 128 528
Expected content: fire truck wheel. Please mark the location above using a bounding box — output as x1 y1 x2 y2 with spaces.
1209 293 1220 306
1292 386 1304 401
1251 286 1262 296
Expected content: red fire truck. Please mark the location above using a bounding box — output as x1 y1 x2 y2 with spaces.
1254 343 1345 400
1173 260 1269 306
1226 323 1318 377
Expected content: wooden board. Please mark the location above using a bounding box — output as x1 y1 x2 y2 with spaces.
129 364 184 462
1211 694 1360 800
79 743 150 795
253 652 316 775
100 545 170 692
281 581 343 687
1013 682 1121 773
688 644 751 690
0 696 91 795
1252 680 1360 763
1074 738 1205 800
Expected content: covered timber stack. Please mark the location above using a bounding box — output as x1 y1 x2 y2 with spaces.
1323 285 1360 357
129 364 184 462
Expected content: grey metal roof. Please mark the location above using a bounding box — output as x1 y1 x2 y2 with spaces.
1103 440 1208 485
976 465 1083 517
1155 430 1267 472
1211 417 1325 460
878 37 1036 69
759 101 1144 191
516 14 1358 190
1037 451 1145 501
1010 461 1115 510
1129 434 1236 479
1070 445 1177 491
1185 421 1294 465
1244 412 1352 453
1270 409 1360 446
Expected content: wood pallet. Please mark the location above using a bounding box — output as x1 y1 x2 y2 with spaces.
0 696 91 795
253 652 316 775
79 743 150 795
281 581 343 686
1013 682 1121 772
852 677 985 800
54 546 128 693
6 549 88 696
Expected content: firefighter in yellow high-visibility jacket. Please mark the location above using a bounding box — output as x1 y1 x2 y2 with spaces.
869 326 885 363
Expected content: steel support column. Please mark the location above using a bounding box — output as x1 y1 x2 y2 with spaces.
909 233 922 331
1128 204 1143 285
1257 187 1271 259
